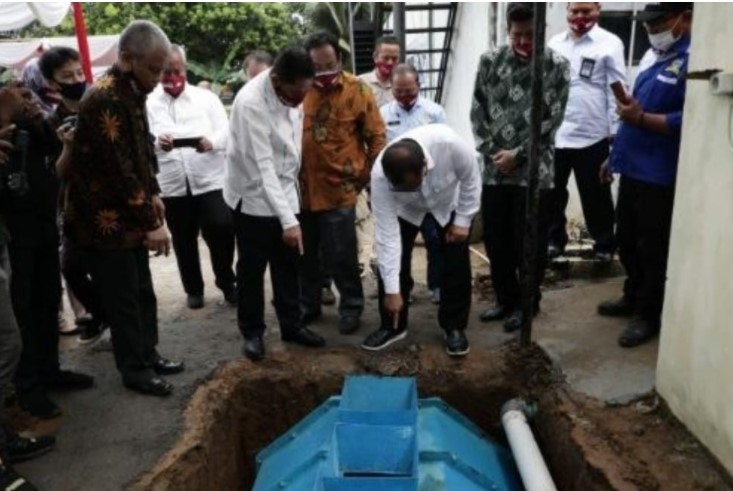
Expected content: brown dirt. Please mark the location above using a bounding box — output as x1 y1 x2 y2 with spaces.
131 343 732 491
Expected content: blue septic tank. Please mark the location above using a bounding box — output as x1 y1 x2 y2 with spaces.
253 376 523 491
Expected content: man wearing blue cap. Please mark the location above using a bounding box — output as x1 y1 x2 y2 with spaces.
598 3 693 347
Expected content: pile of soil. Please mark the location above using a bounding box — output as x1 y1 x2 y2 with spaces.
132 343 733 491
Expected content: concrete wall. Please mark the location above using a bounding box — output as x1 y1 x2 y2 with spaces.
441 2 492 145
656 3 733 476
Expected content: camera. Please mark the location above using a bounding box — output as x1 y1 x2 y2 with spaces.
62 115 78 128
4 129 30 197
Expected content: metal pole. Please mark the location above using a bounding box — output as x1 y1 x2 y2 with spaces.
628 4 638 72
71 2 93 83
393 2 406 62
519 2 547 347
347 2 356 72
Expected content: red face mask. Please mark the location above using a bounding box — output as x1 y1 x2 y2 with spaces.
569 16 598 36
513 40 533 59
396 94 418 111
314 71 340 91
375 61 395 80
161 73 186 98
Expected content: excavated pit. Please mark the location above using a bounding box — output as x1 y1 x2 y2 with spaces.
133 344 733 491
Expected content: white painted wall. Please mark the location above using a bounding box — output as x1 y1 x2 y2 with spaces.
441 2 492 145
656 3 733 476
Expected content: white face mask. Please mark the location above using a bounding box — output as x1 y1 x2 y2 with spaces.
647 16 682 52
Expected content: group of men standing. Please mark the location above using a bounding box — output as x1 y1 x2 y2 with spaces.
474 1 691 350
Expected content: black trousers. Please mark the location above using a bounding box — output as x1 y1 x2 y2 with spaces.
617 176 675 321
8 241 61 393
163 189 236 296
482 185 549 310
548 139 616 253
233 212 301 340
61 236 105 322
378 215 472 332
85 247 159 379
1 242 22 453
300 208 364 318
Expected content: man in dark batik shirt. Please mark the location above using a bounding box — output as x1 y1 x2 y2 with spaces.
64 20 184 397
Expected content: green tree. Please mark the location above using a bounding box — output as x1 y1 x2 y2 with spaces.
22 3 304 79
301 3 373 70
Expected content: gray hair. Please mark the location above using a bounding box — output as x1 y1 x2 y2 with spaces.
170 44 187 63
118 20 171 58
243 50 273 70
391 63 420 84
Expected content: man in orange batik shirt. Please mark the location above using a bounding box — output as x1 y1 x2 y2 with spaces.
299 31 386 337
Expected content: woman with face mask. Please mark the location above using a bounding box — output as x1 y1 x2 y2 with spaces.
597 3 693 349
38 47 109 346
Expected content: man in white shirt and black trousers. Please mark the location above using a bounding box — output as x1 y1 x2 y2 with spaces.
148 45 237 310
361 124 481 357
225 47 325 361
547 3 627 261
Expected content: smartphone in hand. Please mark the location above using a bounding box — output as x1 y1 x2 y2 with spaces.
172 137 203 148
610 82 629 103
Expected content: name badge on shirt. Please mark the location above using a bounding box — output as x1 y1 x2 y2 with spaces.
579 57 596 79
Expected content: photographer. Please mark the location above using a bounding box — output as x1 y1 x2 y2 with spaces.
0 85 93 420
39 47 108 344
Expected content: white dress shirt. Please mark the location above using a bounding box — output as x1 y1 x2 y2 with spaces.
224 68 303 229
380 96 448 142
147 84 229 197
548 25 627 149
371 124 481 294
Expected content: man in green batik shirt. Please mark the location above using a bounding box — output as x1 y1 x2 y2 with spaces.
471 2 570 333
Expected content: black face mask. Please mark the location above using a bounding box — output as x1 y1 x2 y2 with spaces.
57 81 87 102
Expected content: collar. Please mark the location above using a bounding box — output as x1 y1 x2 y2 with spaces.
655 34 691 61
566 23 600 42
395 96 424 113
372 69 391 89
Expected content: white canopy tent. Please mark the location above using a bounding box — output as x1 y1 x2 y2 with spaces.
0 35 119 76
0 2 71 31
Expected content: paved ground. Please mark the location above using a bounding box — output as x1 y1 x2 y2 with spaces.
14 243 654 490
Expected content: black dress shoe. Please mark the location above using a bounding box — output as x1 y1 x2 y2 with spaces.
445 330 470 357
42 370 94 391
243 337 265 361
503 307 539 333
153 358 185 376
6 434 56 463
124 376 173 397
618 318 660 348
17 388 61 420
0 464 38 491
282 328 325 348
187 294 204 310
338 316 361 335
479 305 512 323
598 296 635 317
361 327 407 351
320 287 336 306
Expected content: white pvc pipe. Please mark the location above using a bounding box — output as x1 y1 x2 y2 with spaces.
502 401 557 491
